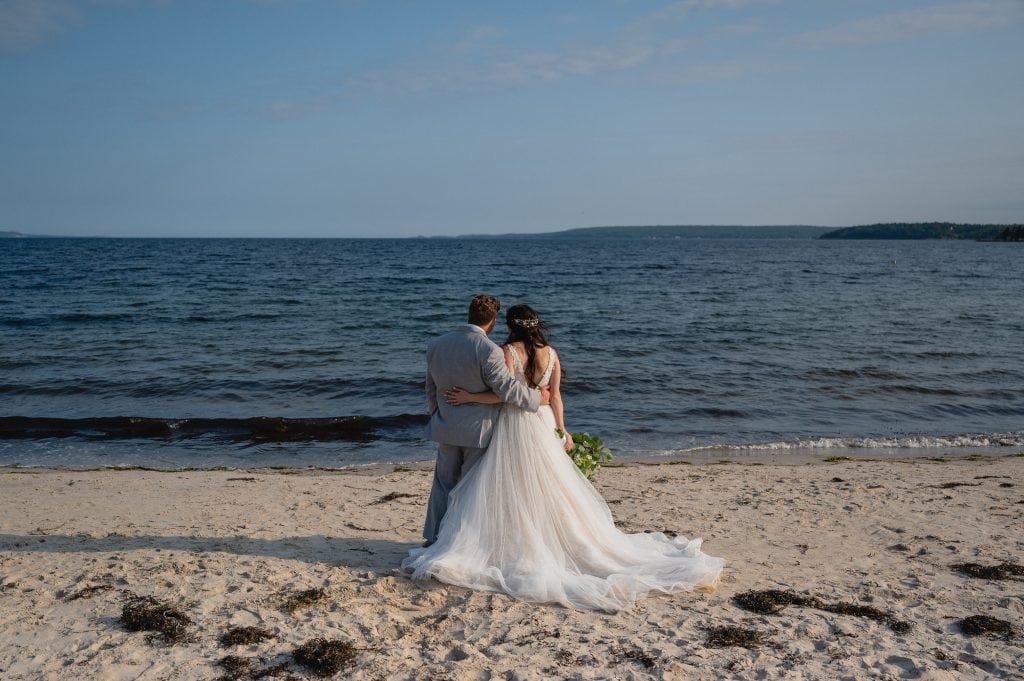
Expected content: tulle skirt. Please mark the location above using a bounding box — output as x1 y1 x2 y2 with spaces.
402 405 725 612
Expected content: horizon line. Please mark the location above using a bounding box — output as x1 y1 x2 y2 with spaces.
4 221 1021 240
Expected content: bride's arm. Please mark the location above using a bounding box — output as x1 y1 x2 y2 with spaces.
549 352 573 452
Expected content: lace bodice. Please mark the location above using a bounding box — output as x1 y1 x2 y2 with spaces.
508 344 555 388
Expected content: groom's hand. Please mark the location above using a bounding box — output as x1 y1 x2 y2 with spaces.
539 386 551 406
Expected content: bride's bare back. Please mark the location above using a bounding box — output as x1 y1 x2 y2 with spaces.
504 342 554 388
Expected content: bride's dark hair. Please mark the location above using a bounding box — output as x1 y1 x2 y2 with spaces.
504 304 550 388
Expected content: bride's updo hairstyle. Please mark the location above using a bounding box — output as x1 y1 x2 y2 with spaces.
505 304 550 388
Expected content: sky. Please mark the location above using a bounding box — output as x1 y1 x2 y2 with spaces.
1 0 1022 237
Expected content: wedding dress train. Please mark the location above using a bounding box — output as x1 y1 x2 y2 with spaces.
403 349 724 612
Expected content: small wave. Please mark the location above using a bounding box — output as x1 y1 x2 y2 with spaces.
0 360 41 370
58 312 133 323
0 376 422 400
680 407 749 418
0 414 429 443
805 367 907 381
2 312 133 327
928 403 1024 417
871 384 962 396
185 312 282 323
0 383 96 396
962 368 1024 381
673 432 1024 453
1 317 46 327
898 350 983 360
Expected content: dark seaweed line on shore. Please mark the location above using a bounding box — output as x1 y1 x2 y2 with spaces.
0 414 429 443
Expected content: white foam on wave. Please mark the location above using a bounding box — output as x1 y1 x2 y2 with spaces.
659 431 1024 455
741 433 1024 451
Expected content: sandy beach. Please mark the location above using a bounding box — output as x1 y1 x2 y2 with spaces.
1 455 1021 680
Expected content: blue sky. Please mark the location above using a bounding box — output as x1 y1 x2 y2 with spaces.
1 0 1022 237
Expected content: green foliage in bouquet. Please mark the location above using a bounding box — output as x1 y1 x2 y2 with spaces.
559 430 613 480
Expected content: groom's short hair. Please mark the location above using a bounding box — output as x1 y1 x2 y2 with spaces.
468 295 500 326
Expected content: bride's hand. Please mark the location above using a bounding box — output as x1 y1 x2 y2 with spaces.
445 387 473 406
563 432 574 452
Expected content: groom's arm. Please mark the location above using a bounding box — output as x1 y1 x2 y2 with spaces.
425 369 438 414
481 343 542 413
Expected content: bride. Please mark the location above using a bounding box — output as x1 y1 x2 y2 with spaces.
402 304 724 612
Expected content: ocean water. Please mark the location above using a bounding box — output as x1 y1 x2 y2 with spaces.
1 237 1022 469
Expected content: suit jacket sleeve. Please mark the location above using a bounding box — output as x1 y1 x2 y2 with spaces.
425 369 438 414
481 343 541 413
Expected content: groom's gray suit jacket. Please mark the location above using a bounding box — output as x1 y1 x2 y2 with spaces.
425 324 541 448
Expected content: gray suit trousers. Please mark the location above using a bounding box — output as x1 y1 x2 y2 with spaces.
423 443 486 542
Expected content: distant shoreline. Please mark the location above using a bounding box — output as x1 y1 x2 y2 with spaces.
3 222 1021 240
0 231 64 239
818 222 1023 241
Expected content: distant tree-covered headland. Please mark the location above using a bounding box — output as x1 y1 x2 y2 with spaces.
463 225 831 239
818 223 1021 240
995 226 1024 241
465 223 1023 240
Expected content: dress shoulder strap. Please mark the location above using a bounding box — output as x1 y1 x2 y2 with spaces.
540 347 556 385
506 344 524 374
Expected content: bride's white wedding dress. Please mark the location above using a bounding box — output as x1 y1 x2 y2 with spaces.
402 347 724 612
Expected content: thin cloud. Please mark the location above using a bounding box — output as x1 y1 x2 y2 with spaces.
0 0 79 51
792 0 1024 48
627 0 776 33
0 0 288 51
652 59 792 87
453 25 504 52
350 0 775 95
349 42 662 95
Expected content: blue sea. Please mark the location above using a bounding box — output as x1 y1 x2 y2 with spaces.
1 236 1022 469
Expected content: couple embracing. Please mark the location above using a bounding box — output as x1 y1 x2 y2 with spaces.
402 295 724 613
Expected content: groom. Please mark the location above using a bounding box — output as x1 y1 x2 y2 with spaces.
421 294 548 546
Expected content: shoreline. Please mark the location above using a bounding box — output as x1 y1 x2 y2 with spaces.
1 448 1021 475
3 424 1021 473
2 457 1021 679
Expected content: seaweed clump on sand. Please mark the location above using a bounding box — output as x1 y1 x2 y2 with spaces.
705 625 769 649
952 562 1024 581
611 645 657 669
958 615 1016 640
733 589 804 615
281 587 328 615
292 638 358 677
216 655 297 681
219 626 274 647
63 583 114 601
372 491 417 504
119 594 192 644
217 655 255 680
818 601 912 634
733 590 911 633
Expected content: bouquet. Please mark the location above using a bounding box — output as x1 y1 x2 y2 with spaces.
557 429 613 480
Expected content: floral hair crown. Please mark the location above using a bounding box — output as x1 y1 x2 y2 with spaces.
511 317 540 329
